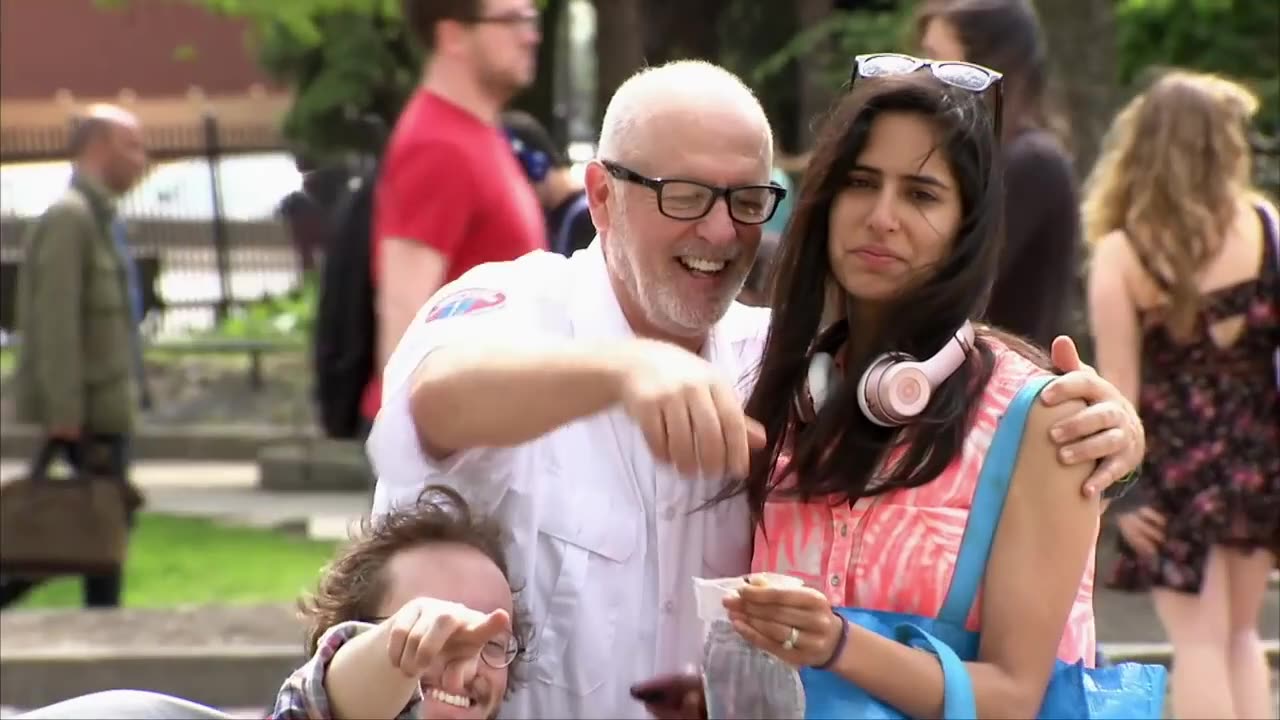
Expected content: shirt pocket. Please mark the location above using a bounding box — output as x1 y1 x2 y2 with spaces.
529 437 638 695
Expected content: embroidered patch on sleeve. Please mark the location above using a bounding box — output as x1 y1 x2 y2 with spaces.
424 288 508 323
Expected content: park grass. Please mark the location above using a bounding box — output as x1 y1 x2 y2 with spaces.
13 513 339 609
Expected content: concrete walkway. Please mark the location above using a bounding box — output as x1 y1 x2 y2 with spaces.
0 706 264 719
0 460 367 542
2 459 1276 712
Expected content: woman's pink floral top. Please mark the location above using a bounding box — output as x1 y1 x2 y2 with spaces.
751 339 1097 665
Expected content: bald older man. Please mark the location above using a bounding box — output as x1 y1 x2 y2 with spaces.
367 60 1145 718
6 105 148 609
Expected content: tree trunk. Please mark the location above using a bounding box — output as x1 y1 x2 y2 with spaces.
592 0 646 127
1035 0 1118 180
511 0 566 131
642 0 732 64
1035 0 1118 360
794 0 837 149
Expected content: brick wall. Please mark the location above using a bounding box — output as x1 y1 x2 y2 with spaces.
0 0 278 101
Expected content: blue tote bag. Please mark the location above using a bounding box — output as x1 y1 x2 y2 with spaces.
799 375 1168 719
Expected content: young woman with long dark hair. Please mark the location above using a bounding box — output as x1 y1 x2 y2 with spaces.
716 59 1102 718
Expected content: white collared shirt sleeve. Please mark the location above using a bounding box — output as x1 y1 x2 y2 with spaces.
365 245 769 719
366 256 559 520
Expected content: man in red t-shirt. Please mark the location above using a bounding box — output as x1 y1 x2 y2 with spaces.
362 0 548 424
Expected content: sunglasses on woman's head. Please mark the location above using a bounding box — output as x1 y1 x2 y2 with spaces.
850 53 1004 136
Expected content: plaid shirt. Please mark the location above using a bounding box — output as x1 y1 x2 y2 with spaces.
268 620 423 720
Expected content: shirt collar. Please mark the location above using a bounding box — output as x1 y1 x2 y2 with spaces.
71 172 120 218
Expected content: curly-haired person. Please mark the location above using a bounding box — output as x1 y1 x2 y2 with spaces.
269 485 532 720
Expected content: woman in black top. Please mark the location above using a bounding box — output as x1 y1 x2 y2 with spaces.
916 0 1081 349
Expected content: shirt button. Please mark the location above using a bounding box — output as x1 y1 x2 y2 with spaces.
663 506 676 521
830 575 842 587
662 600 675 614
839 523 849 537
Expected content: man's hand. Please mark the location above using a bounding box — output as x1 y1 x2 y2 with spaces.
384 597 511 693
617 339 766 479
1116 507 1166 560
1040 336 1146 497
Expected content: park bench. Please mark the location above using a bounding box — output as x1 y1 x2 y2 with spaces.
1 255 306 389
0 334 304 390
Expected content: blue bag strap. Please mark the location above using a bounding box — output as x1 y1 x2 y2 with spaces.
894 623 979 719
938 374 1055 625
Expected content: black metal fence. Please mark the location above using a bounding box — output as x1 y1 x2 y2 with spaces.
0 114 306 342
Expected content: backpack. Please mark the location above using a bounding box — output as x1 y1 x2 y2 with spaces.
551 192 592 256
312 166 379 439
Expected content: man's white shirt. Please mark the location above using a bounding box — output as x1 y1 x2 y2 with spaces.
367 242 769 719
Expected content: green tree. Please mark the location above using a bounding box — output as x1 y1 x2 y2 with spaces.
745 0 1278 158
256 7 419 159
1115 0 1279 131
107 0 561 160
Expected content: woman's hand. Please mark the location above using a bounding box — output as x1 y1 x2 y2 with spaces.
1042 336 1146 497
1116 507 1166 560
722 577 844 668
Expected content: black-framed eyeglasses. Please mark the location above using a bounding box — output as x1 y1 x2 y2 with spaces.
363 617 521 669
466 10 541 33
851 53 1004 136
600 160 787 226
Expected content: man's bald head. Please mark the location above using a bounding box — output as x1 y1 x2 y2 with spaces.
69 104 141 158
586 60 775 347
597 60 773 168
68 104 147 195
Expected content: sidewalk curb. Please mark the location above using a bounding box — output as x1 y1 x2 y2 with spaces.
1101 639 1280 668
2 426 372 493
1 424 312 462
3 639 1275 709
0 646 303 710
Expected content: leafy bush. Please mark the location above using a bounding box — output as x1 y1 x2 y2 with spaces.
210 274 318 342
1116 0 1279 133
749 0 1277 140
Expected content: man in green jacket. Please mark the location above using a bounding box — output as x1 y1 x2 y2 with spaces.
5 104 148 608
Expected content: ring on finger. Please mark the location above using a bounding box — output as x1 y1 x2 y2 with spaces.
782 626 799 650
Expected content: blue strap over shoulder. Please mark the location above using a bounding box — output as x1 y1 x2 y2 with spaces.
937 374 1055 625
801 372 1168 720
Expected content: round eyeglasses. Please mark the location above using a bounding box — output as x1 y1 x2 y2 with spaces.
479 633 521 669
467 10 541 34
600 160 787 226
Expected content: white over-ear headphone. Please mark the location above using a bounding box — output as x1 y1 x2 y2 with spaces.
795 320 977 427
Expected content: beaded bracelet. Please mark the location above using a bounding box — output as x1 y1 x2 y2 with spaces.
813 612 849 670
